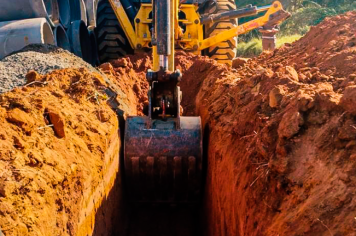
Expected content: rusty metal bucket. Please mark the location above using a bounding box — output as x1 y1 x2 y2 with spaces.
124 116 203 203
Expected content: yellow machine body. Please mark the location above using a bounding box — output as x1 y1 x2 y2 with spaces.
108 0 289 67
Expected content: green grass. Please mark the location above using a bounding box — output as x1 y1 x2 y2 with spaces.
276 34 303 47
236 35 302 57
279 6 337 35
237 38 262 57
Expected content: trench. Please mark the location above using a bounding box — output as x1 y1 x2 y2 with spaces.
87 60 212 235
79 54 289 236
91 110 208 236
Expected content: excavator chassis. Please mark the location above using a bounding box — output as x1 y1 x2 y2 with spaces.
124 117 202 203
104 0 290 65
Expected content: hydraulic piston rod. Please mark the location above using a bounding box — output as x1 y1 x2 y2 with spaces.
200 5 258 25
124 0 203 204
155 0 171 58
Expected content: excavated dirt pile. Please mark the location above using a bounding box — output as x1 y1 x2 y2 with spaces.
184 11 356 236
0 69 131 235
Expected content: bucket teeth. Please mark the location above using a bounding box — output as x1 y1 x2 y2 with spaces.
125 155 200 202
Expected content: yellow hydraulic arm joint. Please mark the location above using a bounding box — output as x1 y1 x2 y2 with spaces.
198 1 290 51
108 0 137 48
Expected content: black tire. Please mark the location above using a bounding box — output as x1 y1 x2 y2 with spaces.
95 0 133 63
204 0 238 65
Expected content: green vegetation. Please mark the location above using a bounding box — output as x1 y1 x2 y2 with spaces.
235 0 356 57
237 35 302 57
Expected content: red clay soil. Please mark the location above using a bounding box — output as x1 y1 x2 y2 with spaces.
177 11 356 236
0 69 129 235
98 56 150 116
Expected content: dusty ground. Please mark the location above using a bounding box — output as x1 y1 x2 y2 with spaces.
1 10 356 236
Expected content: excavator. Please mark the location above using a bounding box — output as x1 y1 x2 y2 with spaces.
97 0 290 203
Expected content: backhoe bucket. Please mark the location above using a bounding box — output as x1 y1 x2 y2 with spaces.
124 116 203 203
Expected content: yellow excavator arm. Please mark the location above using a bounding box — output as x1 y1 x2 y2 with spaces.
108 0 290 57
112 0 289 203
198 1 290 50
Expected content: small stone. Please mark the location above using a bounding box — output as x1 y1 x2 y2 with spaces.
304 71 312 79
300 67 311 72
47 109 66 138
133 83 141 94
97 110 110 122
298 73 307 82
269 86 286 108
285 66 299 81
340 86 356 115
232 57 249 68
296 91 315 112
315 82 334 93
111 58 129 68
25 70 42 84
13 136 26 150
6 108 33 134
278 111 304 139
317 74 330 81
28 152 43 167
99 63 114 75
0 181 17 197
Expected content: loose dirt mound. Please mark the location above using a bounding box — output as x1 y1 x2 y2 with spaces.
0 68 130 235
257 11 356 79
177 11 356 236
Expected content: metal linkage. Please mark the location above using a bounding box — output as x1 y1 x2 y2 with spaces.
200 5 258 25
